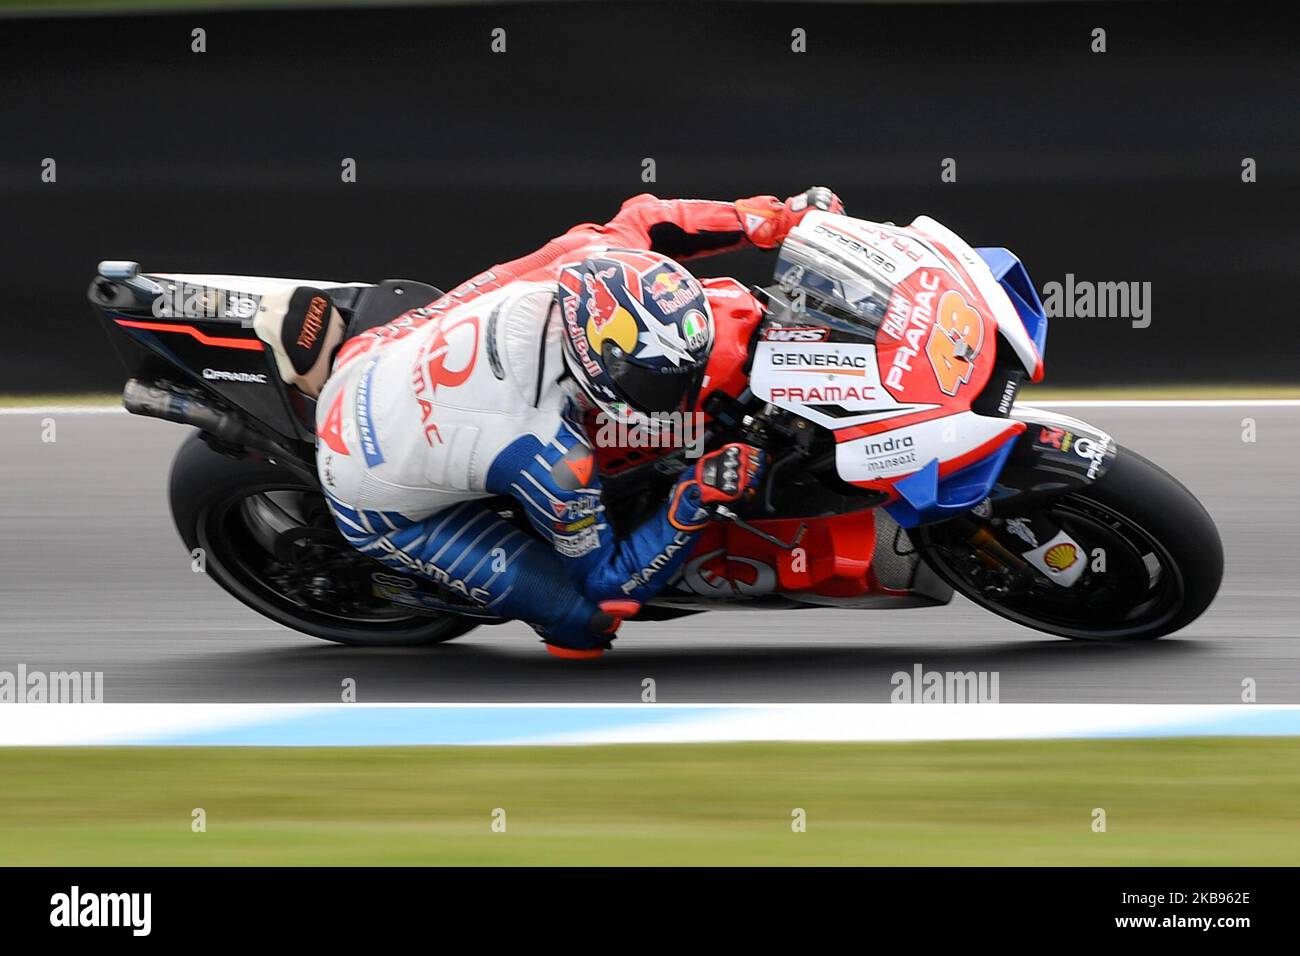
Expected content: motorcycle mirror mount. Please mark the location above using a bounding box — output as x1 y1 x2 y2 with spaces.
98 259 161 301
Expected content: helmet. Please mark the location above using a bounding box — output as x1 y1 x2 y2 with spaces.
556 250 714 429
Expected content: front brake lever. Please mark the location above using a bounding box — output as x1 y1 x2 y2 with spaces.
713 505 806 551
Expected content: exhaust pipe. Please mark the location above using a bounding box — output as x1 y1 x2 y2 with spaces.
123 379 319 485
123 379 262 447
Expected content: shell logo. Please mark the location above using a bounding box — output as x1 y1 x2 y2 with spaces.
1044 542 1080 573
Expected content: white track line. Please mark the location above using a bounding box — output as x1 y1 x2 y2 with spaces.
2 703 1299 746
0 406 126 416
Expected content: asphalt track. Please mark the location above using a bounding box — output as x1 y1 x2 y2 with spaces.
0 404 1296 703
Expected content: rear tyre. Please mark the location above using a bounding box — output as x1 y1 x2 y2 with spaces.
169 431 479 646
917 445 1223 641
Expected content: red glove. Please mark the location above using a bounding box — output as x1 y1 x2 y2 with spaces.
666 443 766 531
736 187 845 250
692 443 766 507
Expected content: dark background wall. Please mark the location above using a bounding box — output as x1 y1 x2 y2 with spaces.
1 0 1296 391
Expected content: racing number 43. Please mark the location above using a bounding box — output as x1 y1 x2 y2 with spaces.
926 290 984 396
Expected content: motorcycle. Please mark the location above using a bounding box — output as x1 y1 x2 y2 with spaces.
88 211 1222 648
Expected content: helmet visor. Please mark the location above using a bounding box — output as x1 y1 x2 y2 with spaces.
605 349 705 416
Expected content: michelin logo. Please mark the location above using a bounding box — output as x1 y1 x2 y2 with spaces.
355 360 384 467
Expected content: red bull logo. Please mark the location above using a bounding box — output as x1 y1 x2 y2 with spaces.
650 272 682 299
584 267 621 330
646 270 700 313
587 306 639 356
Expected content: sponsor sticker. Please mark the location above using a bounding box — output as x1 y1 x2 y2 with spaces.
554 527 600 557
203 368 267 384
751 340 931 431
355 359 384 467
1044 542 1080 573
1020 529 1088 588
760 325 829 342
682 309 709 350
878 267 988 401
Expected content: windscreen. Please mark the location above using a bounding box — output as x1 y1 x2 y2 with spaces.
769 220 899 340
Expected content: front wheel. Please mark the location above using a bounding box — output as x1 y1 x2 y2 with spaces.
170 431 480 646
916 445 1223 641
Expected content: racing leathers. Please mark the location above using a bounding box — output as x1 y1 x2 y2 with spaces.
315 190 837 652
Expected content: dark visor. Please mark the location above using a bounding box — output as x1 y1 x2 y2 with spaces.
605 349 705 415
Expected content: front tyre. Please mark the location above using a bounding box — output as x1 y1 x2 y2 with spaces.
917 445 1223 641
170 431 479 646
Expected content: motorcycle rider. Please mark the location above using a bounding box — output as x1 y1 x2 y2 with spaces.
307 188 844 657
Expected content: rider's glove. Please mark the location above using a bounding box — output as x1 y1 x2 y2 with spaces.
695 442 766 506
668 443 766 529
736 187 846 249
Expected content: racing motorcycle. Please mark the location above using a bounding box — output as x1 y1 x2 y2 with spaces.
88 212 1222 648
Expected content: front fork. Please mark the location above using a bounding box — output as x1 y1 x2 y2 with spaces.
961 509 1090 591
952 406 1119 589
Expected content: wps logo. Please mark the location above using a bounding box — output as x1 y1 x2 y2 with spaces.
761 326 828 342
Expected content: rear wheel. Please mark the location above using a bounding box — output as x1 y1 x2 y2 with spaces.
916 446 1222 641
170 431 480 646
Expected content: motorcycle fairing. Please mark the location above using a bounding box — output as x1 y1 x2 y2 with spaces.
764 214 1051 526
652 508 952 610
973 245 1048 373
908 217 1046 383
778 212 1045 385
92 267 373 444
882 430 1021 528
986 408 1118 509
749 337 938 431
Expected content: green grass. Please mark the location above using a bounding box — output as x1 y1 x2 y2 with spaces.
1 739 1297 865
0 392 122 407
